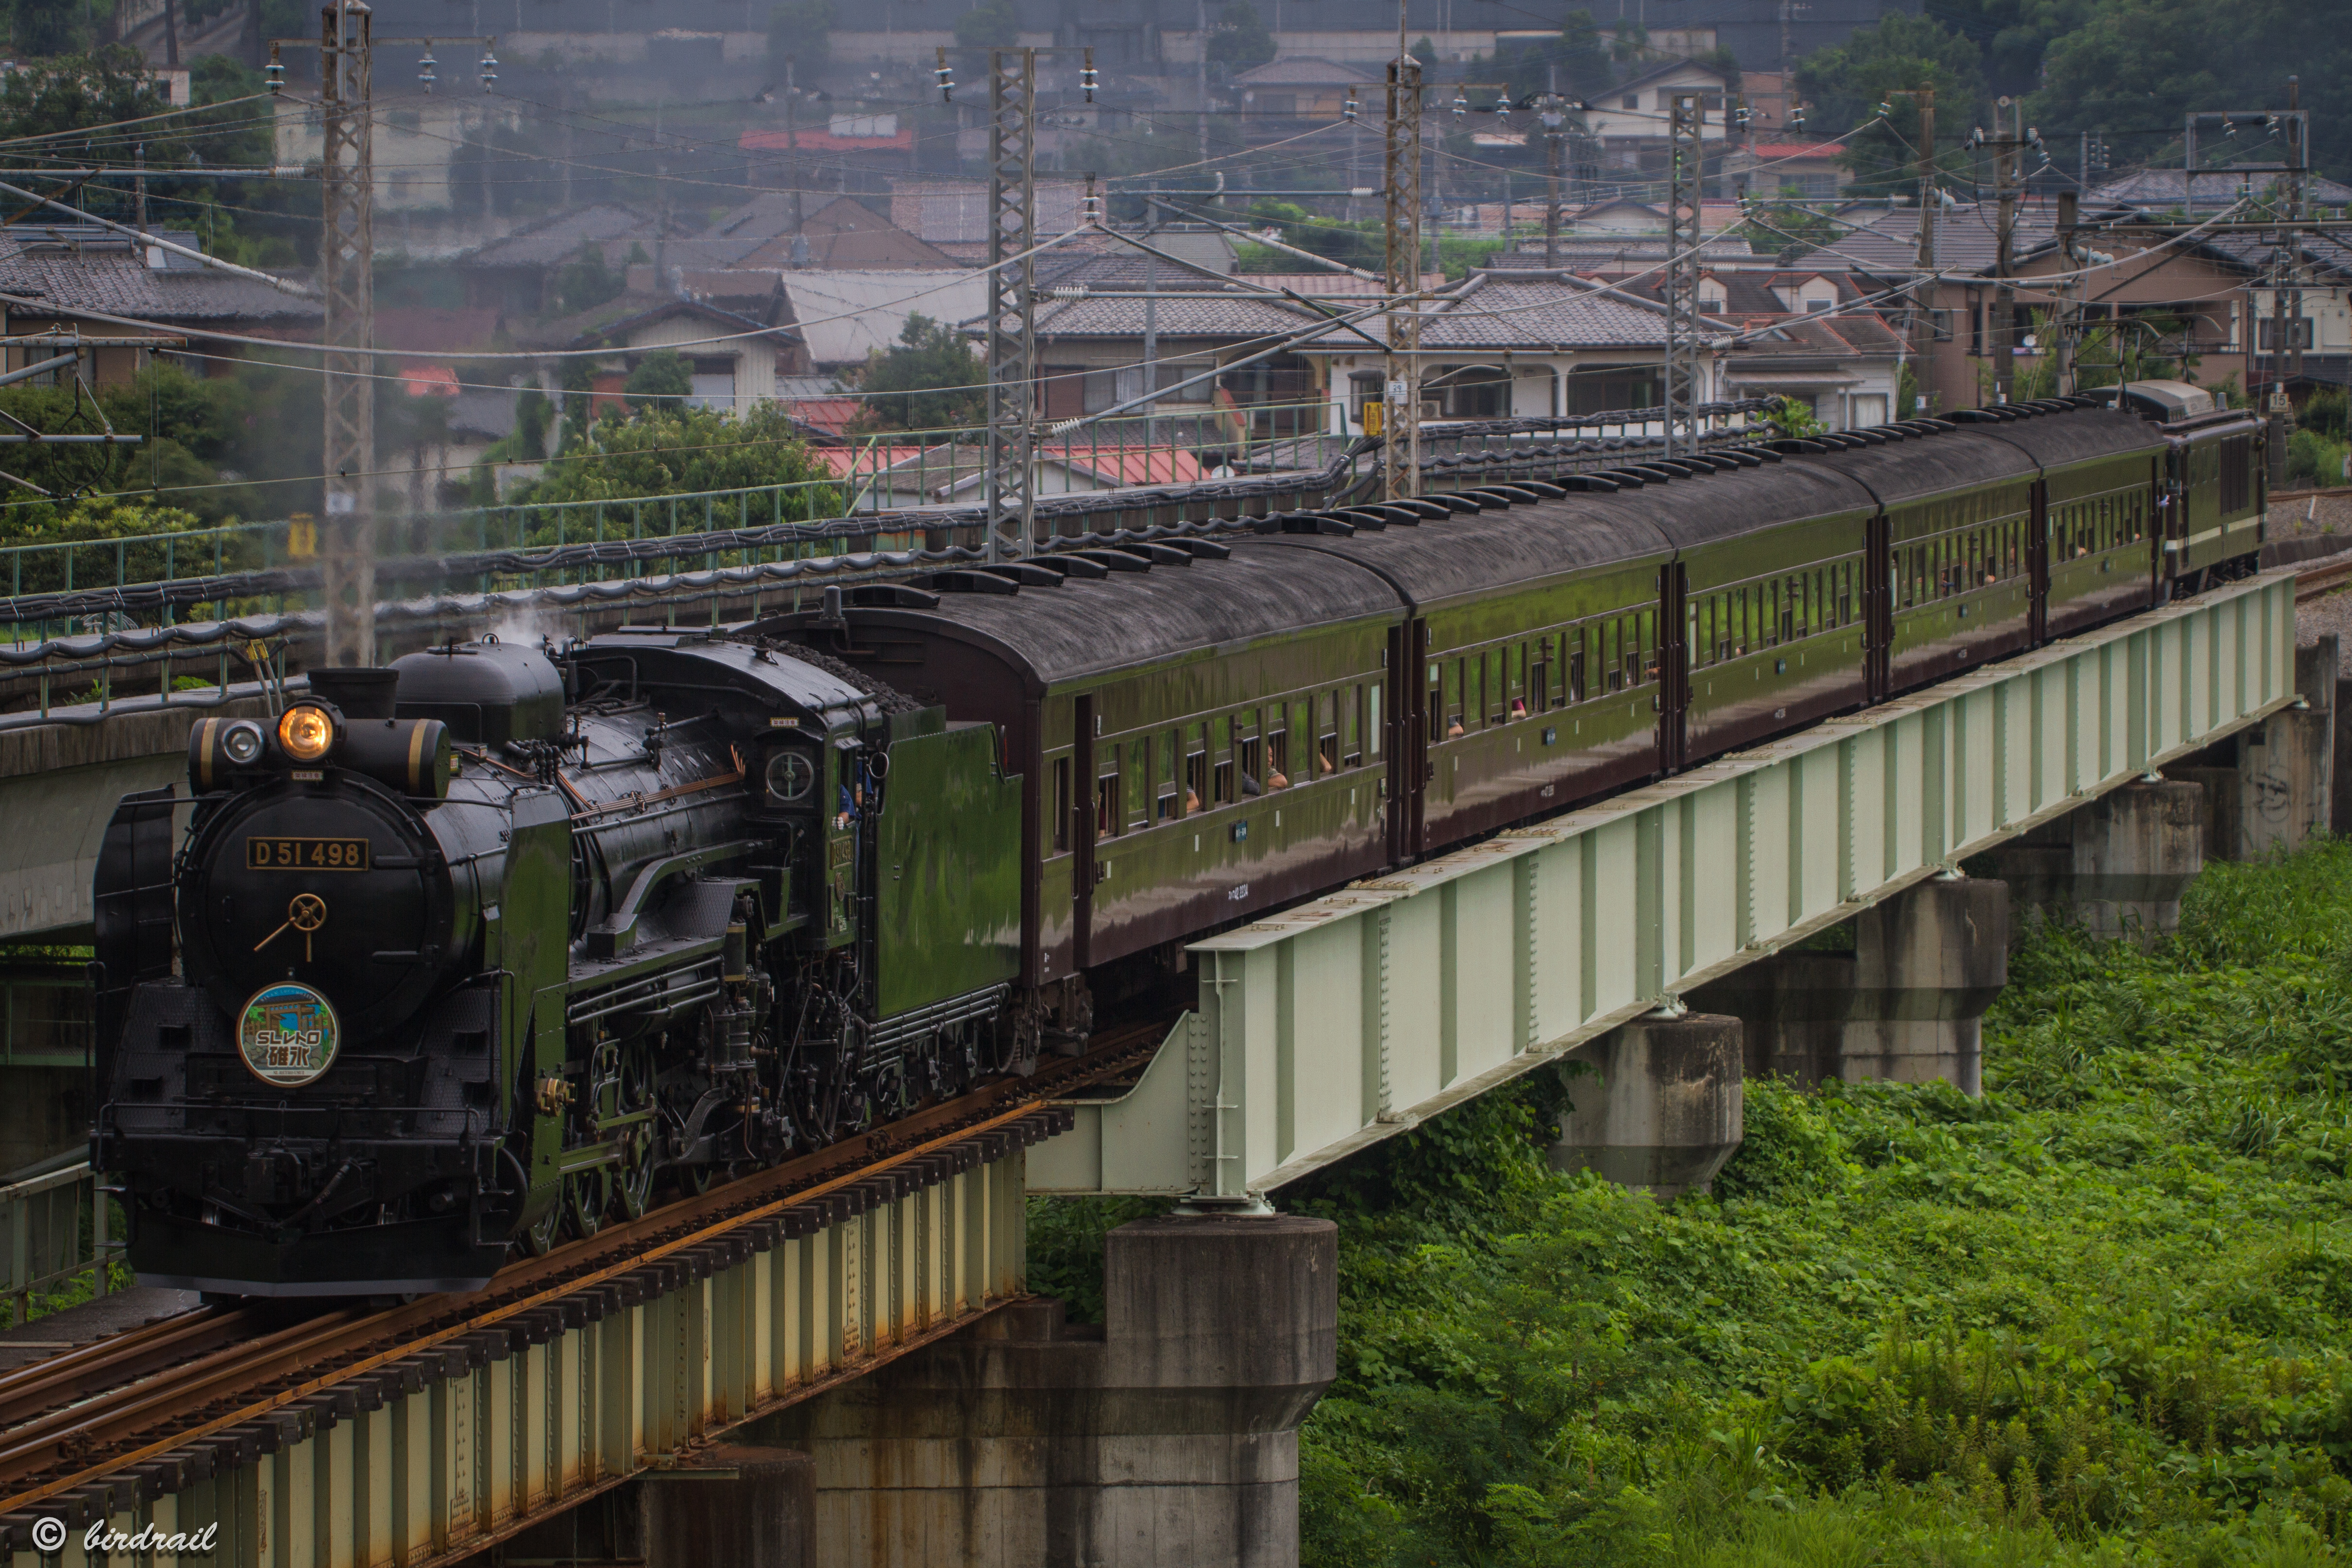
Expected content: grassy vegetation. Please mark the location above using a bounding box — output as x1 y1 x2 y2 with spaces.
1032 837 2352 1565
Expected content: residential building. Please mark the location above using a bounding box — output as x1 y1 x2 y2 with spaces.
1580 60 1734 148
274 97 513 212
458 203 657 314
0 224 320 382
738 114 920 186
773 270 993 375
1295 270 1724 434
1230 56 1375 125
1598 270 1903 428
517 271 809 415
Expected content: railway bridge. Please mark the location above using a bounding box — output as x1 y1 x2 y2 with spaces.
0 566 2323 1568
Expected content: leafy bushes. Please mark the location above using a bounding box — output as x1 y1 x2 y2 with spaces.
1031 838 2352 1563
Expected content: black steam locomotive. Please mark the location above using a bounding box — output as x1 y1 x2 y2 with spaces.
90 393 2263 1296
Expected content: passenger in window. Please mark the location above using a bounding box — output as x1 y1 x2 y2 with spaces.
1319 736 1338 775
1509 696 1527 718
1447 716 1466 738
1242 771 1262 796
1184 785 1201 814
1267 765 1290 790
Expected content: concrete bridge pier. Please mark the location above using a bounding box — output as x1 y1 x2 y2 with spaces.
758 1211 1338 1568
2177 637 2336 862
1688 877 2009 1096
1985 781 2206 941
1549 1011 1745 1200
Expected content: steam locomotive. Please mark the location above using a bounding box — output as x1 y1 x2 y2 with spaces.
90 390 2264 1296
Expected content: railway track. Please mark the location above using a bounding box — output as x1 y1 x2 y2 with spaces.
2297 555 2352 601
0 1016 1170 1518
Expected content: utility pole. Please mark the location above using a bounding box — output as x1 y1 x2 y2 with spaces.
1663 91 1702 457
2054 188 2078 395
1382 54 1422 501
1196 0 1209 184
785 55 801 230
319 0 376 667
1540 94 1567 267
984 47 1038 558
2284 75 2305 410
1882 86 1932 412
1976 96 2031 405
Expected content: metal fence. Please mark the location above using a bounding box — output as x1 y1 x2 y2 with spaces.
1 961 90 1067
1 1159 118 1327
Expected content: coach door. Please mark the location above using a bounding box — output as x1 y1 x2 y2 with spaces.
2027 478 2050 643
1406 619 1432 859
1863 510 1893 702
1658 562 1690 773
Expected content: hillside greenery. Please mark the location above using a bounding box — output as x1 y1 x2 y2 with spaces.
1033 837 2352 1565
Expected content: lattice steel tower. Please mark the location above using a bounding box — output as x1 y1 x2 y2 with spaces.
1382 57 1422 502
1663 92 1704 458
984 48 1038 560
320 0 374 665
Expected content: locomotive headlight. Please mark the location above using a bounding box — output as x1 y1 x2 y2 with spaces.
277 705 337 763
221 720 265 765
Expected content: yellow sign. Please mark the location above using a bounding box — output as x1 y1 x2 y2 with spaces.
1362 401 1384 437
286 515 319 559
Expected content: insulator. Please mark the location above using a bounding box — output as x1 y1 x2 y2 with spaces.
1452 92 1467 119
1494 100 1510 122
418 48 436 92
1082 48 1098 103
1343 90 1357 122
936 46 955 102
266 43 284 93
478 48 497 89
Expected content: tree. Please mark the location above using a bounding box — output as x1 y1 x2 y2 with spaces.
1504 10 1614 104
2031 0 2352 184
1742 185 1837 258
952 0 1018 51
624 351 694 414
1793 13 1982 197
1409 35 1438 68
514 389 551 461
554 243 626 316
855 313 986 431
1206 0 1276 75
766 0 833 79
508 404 838 521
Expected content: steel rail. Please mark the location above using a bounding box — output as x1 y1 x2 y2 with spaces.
2295 555 2352 601
0 1016 1167 1514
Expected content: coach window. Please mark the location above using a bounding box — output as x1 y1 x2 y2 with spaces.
1239 710 1264 794
1157 730 1180 820
1096 755 1119 839
1343 687 1363 764
1529 642 1551 711
1443 660 1464 733
1317 692 1339 775
1183 725 1208 813
1368 683 1383 757
1568 628 1587 702
1267 720 1290 788
1126 738 1150 829
1052 756 1071 852
1211 716 1235 805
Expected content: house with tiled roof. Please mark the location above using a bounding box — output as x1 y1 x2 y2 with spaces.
516 270 808 416
1802 196 2344 410
1294 270 1732 433
1591 268 1903 428
457 203 660 314
1230 56 1375 124
0 224 321 384
1016 285 1333 439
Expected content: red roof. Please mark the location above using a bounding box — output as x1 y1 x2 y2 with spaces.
1752 142 1848 160
1057 448 1206 487
399 363 460 398
786 397 863 441
740 127 915 155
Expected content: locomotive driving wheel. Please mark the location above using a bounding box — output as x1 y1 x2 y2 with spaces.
613 1045 658 1220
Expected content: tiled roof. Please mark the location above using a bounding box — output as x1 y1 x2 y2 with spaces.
1031 293 1321 340
462 203 654 270
739 125 915 155
773 270 991 366
2092 168 2352 212
0 227 320 324
374 306 503 355
785 396 863 442
1232 55 1375 86
1415 274 1673 349
516 291 798 352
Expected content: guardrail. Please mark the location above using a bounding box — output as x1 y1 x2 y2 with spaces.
1 1161 118 1328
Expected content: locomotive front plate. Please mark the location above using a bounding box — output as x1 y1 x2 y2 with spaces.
246 835 371 871
236 981 342 1087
